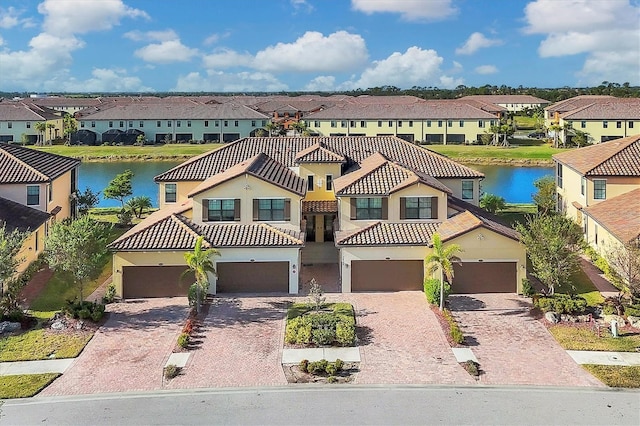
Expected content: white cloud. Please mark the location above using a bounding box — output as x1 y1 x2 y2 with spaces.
455 32 503 55
0 36 3 47
254 31 368 72
173 71 288 92
124 29 179 42
0 6 34 29
38 0 148 36
351 0 457 21
203 49 254 69
346 46 462 89
475 65 498 75
134 40 198 64
523 0 640 84
291 0 314 13
203 32 230 46
56 68 153 92
305 76 336 91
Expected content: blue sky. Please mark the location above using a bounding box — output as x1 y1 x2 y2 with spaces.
0 0 638 92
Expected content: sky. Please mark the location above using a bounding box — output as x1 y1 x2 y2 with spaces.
0 0 638 93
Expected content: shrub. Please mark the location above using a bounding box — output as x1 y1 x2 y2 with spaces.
64 300 105 322
90 310 104 322
625 305 640 317
298 359 309 372
187 283 198 308
336 321 356 346
312 328 335 346
463 360 480 376
334 359 344 371
443 309 464 344
521 278 535 297
424 278 451 306
102 283 117 304
534 294 588 314
307 359 328 375
164 364 180 380
326 363 338 375
327 375 337 383
286 303 356 347
285 316 312 344
177 332 190 348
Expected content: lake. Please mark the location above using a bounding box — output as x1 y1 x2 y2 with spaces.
79 161 553 207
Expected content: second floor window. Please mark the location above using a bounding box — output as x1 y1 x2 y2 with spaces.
594 179 606 200
355 197 383 220
307 175 314 191
254 198 289 221
462 181 474 200
326 175 333 191
401 197 436 219
165 183 177 203
557 164 563 188
581 177 586 196
205 199 237 221
27 185 40 206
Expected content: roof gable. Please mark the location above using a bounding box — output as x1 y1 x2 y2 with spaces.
335 221 439 246
553 135 640 176
294 142 346 164
583 188 640 243
0 143 80 184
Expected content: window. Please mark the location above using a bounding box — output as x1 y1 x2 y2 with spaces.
447 120 453 127
331 121 337 128
314 121 320 127
426 121 432 127
80 122 85 128
616 121 622 128
490 120 495 126
557 164 563 188
409 120 413 127
581 177 586 196
224 120 228 127
629 121 634 129
128 121 133 128
26 122 31 128
7 122 11 129
204 120 209 127
603 121 608 128
326 175 333 191
48 184 52 202
438 120 443 127
388 121 393 127
91 121 95 128
478 120 484 128
341 121 347 128
307 175 314 191
187 121 191 127
355 198 383 220
360 121 366 128
165 183 177 203
234 120 239 127
462 181 474 200
593 179 606 200
251 120 256 127
215 120 220 126
398 121 403 127
581 121 586 128
139 121 144 128
403 197 433 219
459 120 464 127
378 120 382 127
256 199 286 221
350 121 356 127
167 121 171 127
206 199 236 221
27 185 39 206
119 121 124 127
176 121 181 127
109 121 113 127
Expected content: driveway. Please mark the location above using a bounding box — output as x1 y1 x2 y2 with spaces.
448 293 604 387
41 298 190 396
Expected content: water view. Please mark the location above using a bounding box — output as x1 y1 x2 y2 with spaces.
79 161 554 208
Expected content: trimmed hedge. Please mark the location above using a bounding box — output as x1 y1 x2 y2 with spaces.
285 303 356 346
533 294 588 314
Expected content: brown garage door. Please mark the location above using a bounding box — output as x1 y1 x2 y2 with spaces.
452 262 516 293
351 260 423 292
122 266 194 299
216 262 289 293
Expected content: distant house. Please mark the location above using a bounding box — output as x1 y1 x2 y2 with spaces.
553 134 640 254
0 101 64 144
459 95 551 112
109 136 526 299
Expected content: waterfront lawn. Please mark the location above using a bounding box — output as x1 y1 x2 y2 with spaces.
33 143 222 160
0 374 60 398
497 203 536 226
89 207 158 225
426 143 562 161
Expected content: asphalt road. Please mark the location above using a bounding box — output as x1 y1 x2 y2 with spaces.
3 386 639 425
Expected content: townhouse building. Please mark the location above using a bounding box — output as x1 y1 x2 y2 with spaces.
458 95 551 112
0 102 64 144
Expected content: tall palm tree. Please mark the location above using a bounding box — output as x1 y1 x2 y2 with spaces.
34 121 47 146
46 123 55 145
183 236 220 313
425 233 463 310
264 122 280 137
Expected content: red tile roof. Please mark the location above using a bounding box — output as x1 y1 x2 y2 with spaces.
582 188 640 244
301 200 338 213
335 221 440 246
553 134 640 176
294 142 346 164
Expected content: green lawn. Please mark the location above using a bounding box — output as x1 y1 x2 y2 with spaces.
32 143 222 160
556 268 605 306
89 207 158 225
0 328 93 361
582 365 640 388
497 203 536 226
514 116 540 129
547 325 640 352
426 143 562 161
0 374 60 398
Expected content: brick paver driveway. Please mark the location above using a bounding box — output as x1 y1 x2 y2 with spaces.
41 298 189 396
449 293 604 387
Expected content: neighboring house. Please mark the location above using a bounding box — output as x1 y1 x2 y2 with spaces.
459 95 551 112
0 143 81 221
0 197 50 283
305 100 500 144
0 102 64 144
109 136 526 299
553 134 640 253
76 102 270 144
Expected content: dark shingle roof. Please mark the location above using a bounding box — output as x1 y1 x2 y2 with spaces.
582 188 640 244
335 221 440 246
0 143 80 183
0 196 50 233
155 136 483 183
188 153 306 197
553 135 640 176
0 102 61 121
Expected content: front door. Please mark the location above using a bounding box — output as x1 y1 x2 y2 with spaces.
324 214 335 242
305 214 316 242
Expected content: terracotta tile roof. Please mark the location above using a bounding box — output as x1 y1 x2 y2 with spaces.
155 136 483 182
553 134 640 176
188 153 306 197
199 223 304 247
582 188 640 243
0 143 80 184
0 102 61 121
460 95 551 104
294 143 346 164
301 200 338 213
446 196 520 241
333 152 451 196
0 196 50 233
78 102 269 120
335 221 440 246
561 98 640 120
545 95 615 114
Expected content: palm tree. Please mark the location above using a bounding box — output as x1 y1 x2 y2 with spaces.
264 122 280 137
125 195 152 218
34 121 47 146
479 193 506 214
46 123 55 145
182 236 220 313
425 233 463 310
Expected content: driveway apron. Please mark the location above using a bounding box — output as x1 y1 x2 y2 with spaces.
449 294 604 387
40 298 189 396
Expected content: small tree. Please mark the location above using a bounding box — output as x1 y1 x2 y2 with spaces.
63 114 78 144
0 225 28 297
480 193 506 214
71 187 100 216
104 170 134 210
34 121 47 146
182 236 220 314
607 242 640 297
46 123 56 144
45 216 111 303
135 134 146 146
425 233 463 310
532 175 556 216
126 196 152 219
308 278 325 312
515 214 584 295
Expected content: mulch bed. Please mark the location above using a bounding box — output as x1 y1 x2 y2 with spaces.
430 305 465 348
282 362 359 384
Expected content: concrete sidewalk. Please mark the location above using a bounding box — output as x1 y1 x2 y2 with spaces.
580 256 619 298
0 359 74 376
567 350 640 366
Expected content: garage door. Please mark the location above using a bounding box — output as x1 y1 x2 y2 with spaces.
451 262 516 293
216 262 289 293
351 260 423 292
122 266 194 299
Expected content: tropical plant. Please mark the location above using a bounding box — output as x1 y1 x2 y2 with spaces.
44 216 112 303
264 122 281 137
103 170 134 209
532 175 556 216
46 123 56 144
425 233 463 310
571 129 590 147
135 134 146 146
291 121 309 136
126 196 152 219
0 225 27 297
63 114 78 143
34 121 47 146
71 187 100 216
479 193 506 214
182 236 220 313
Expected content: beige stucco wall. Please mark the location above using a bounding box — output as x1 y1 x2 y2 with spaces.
583 212 624 256
559 118 639 143
15 223 47 276
440 178 481 205
191 174 302 231
0 182 47 211
48 169 75 219
299 163 341 201
159 180 200 209
0 169 75 218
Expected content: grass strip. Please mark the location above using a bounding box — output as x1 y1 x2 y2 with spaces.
33 143 222 160
0 328 93 362
0 373 60 398
582 365 640 388
548 324 640 352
